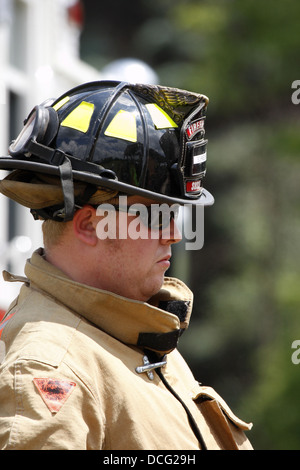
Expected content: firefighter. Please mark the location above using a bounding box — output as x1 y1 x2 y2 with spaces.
0 81 252 450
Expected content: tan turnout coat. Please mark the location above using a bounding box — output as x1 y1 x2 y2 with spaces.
0 249 252 450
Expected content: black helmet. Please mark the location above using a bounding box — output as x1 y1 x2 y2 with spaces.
0 81 214 221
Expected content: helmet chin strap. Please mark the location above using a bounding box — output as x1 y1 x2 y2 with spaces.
24 138 115 221
29 157 75 222
54 157 75 221
29 160 101 222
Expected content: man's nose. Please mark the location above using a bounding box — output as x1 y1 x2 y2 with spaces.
160 218 182 245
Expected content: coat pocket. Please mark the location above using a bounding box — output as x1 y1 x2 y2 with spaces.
192 384 253 450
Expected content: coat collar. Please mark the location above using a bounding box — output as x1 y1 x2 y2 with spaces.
23 249 194 354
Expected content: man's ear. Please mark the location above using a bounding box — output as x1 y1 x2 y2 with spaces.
72 206 98 246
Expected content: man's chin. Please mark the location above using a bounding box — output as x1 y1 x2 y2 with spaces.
142 277 166 303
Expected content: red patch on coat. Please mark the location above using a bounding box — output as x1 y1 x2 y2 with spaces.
33 378 76 413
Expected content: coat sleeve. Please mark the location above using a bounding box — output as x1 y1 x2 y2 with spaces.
0 358 105 450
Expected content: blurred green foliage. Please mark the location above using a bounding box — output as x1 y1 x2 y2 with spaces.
81 0 300 449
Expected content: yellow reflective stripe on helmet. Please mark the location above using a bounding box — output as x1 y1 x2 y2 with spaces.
146 103 178 129
53 96 70 111
61 101 95 133
104 110 137 142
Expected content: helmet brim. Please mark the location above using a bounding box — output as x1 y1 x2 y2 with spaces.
0 156 214 207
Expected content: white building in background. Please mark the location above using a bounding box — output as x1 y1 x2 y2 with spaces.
0 0 101 310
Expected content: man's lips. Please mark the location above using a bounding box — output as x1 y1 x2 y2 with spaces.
157 255 171 267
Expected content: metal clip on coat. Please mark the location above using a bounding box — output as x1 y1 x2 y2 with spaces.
136 355 167 380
